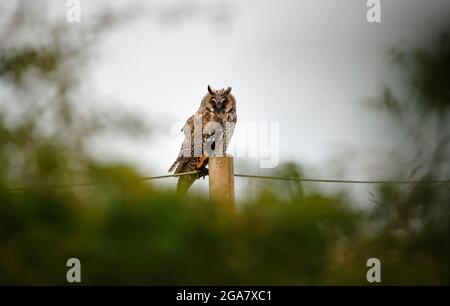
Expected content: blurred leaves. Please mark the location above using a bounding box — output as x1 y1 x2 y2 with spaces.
378 27 450 179
366 25 450 284
0 183 358 285
0 49 60 83
0 1 152 190
1 176 448 285
408 34 450 113
387 32 450 114
377 87 402 117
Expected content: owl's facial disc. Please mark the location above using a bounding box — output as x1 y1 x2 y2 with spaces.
212 96 226 111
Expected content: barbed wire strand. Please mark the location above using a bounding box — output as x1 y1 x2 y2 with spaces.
6 170 449 192
233 173 450 185
141 171 201 180
7 171 201 192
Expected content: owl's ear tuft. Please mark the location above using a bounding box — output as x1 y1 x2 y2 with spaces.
207 85 214 95
225 86 232 94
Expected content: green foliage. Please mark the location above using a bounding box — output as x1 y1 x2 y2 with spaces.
0 49 60 83
0 177 354 285
1 172 449 285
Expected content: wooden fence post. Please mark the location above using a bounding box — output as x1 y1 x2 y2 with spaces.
208 156 235 212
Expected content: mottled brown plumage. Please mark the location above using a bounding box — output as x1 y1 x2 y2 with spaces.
169 85 237 192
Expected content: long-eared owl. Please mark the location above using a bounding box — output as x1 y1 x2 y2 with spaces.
169 85 237 192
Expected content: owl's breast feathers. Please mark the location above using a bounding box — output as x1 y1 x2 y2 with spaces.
169 109 236 174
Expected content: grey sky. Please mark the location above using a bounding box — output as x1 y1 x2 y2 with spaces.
58 0 450 200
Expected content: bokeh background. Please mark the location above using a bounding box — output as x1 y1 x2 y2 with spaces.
0 0 449 285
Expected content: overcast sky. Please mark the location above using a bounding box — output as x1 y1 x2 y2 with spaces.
51 0 450 201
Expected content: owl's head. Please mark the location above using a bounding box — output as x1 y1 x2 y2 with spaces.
203 85 235 113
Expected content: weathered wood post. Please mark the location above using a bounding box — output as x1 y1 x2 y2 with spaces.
208 156 235 212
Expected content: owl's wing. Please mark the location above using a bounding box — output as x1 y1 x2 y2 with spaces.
168 114 196 173
169 112 207 173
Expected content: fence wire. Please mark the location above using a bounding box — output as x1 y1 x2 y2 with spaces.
6 170 450 192
233 174 450 185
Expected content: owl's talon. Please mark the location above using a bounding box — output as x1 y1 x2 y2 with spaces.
199 167 209 179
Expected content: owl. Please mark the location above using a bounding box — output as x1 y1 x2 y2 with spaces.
169 85 237 192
